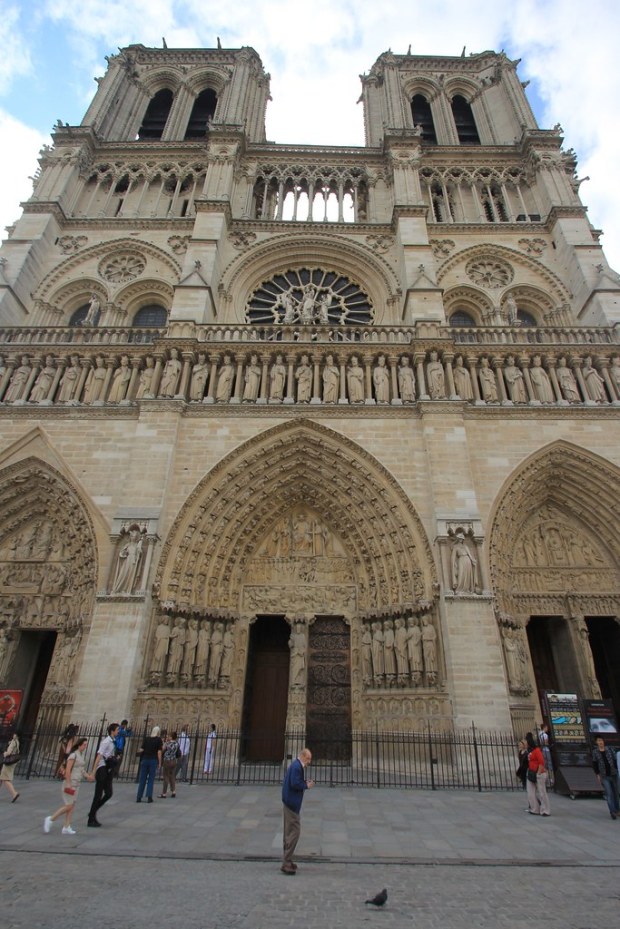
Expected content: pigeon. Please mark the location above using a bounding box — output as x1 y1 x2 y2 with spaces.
365 888 388 907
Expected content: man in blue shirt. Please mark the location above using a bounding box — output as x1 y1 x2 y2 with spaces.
281 747 314 874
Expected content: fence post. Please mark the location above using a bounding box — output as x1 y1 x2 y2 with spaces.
189 719 200 785
375 723 381 789
428 724 436 790
25 709 46 779
472 722 482 792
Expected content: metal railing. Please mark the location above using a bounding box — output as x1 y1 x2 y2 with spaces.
6 718 523 792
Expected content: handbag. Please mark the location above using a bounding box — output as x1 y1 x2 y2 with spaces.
526 768 537 783
1 753 21 766
64 786 76 796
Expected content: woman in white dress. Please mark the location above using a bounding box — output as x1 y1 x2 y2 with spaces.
203 724 217 775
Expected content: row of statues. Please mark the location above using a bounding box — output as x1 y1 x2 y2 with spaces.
149 616 234 689
361 616 439 688
3 350 619 406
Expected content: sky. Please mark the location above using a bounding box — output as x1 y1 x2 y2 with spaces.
1 0 619 270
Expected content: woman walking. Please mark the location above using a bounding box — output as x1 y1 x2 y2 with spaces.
0 728 21 802
525 731 550 816
44 736 94 834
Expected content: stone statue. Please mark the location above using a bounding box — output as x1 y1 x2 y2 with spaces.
167 617 186 681
57 355 80 402
361 623 373 685
398 356 416 402
394 618 409 683
111 524 144 593
289 622 306 688
407 616 423 683
150 618 171 678
502 626 521 692
208 621 224 685
219 624 235 684
159 348 181 398
582 356 606 402
281 291 297 324
317 292 332 324
383 618 396 684
269 353 286 401
295 354 312 402
83 355 107 403
82 293 100 326
182 618 199 682
215 355 234 402
347 355 364 403
530 355 554 402
373 355 390 403
136 356 155 399
243 354 261 402
371 621 385 684
479 357 498 402
504 294 518 326
426 351 446 399
195 620 211 683
300 283 317 324
107 355 131 403
609 356 620 396
503 355 527 402
322 354 339 403
556 357 580 402
5 356 31 402
189 354 209 402
421 617 437 683
451 531 477 593
453 355 473 400
30 356 56 402
0 626 10 677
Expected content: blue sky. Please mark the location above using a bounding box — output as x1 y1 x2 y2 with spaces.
1 0 619 270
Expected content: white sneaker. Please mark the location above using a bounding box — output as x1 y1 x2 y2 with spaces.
43 816 53 833
62 826 76 835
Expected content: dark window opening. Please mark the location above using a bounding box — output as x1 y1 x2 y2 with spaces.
517 310 537 327
411 94 437 143
138 89 174 140
132 305 168 328
69 304 96 327
185 89 217 139
451 94 480 145
450 310 476 327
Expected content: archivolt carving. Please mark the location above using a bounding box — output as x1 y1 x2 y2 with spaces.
218 232 401 321
0 457 98 692
34 237 183 304
488 441 620 616
436 243 570 304
155 420 437 615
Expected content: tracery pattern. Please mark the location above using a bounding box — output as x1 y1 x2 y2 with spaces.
245 268 374 327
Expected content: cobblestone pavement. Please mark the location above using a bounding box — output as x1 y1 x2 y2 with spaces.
1 779 619 928
2 853 618 929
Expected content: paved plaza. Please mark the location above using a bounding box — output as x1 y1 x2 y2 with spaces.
1 779 618 928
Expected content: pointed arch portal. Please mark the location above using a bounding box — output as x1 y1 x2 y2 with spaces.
489 442 620 726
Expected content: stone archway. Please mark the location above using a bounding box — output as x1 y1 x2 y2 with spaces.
488 441 620 729
142 420 443 732
0 457 98 729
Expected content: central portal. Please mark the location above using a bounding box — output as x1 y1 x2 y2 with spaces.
306 616 351 761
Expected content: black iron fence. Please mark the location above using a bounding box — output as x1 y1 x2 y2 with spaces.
4 717 524 792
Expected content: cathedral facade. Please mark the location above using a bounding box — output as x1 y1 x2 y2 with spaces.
1 44 619 753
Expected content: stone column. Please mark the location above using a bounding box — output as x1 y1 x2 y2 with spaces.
389 353 402 405
205 354 219 404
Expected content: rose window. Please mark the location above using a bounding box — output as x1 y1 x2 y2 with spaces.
245 268 373 326
465 258 513 289
99 252 146 283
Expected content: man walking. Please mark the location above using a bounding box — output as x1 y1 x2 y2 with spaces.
87 722 119 827
281 747 314 875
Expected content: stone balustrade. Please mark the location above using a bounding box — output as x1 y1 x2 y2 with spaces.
1 341 619 408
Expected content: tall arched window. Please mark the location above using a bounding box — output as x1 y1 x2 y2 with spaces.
132 305 168 328
451 95 480 145
138 89 174 140
185 88 217 139
411 94 437 143
449 310 476 327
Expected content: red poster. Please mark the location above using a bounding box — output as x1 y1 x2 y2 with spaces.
0 690 23 726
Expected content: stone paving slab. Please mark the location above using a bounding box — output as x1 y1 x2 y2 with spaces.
1 778 619 867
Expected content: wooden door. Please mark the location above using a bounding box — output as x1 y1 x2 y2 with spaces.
243 617 290 762
306 617 351 761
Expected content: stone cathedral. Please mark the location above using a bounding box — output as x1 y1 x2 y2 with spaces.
1 43 619 757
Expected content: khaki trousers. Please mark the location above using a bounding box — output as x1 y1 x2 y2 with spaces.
282 804 301 865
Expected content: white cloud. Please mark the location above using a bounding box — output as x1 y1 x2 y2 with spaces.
0 4 32 94
0 111 47 238
1 0 619 269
